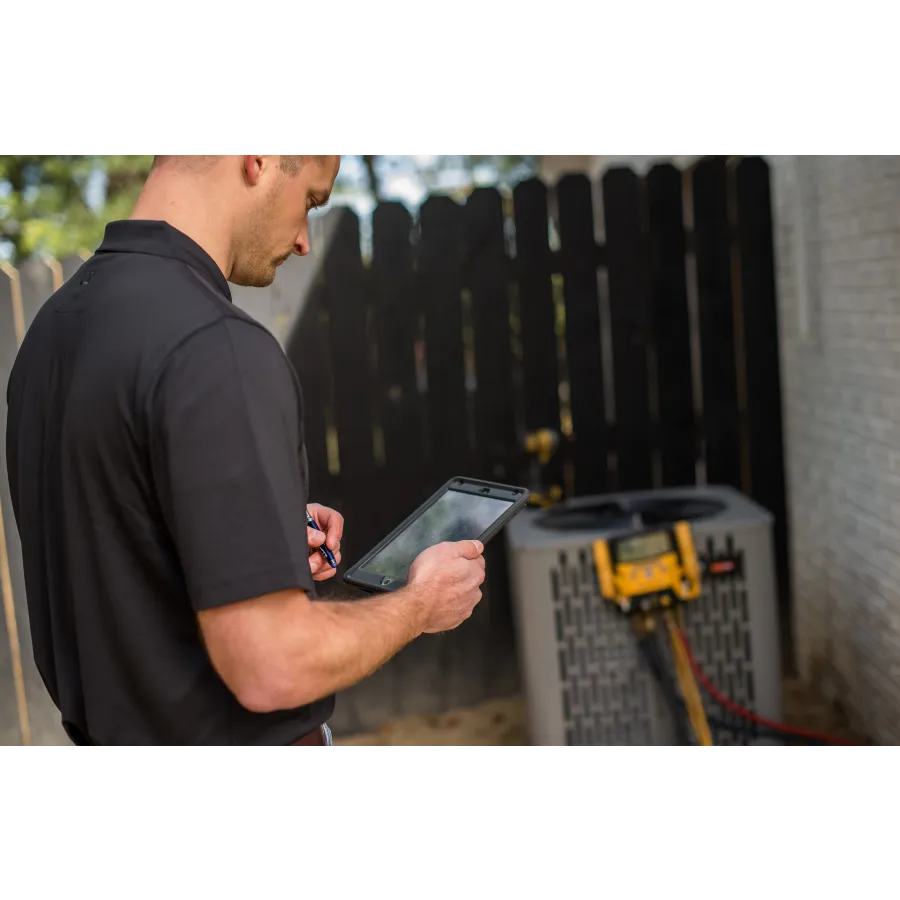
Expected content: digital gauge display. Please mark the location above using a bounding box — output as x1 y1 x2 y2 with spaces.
615 531 672 563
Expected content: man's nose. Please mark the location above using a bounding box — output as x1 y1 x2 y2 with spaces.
293 221 311 257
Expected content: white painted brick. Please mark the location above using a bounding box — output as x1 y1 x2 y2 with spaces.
775 156 900 742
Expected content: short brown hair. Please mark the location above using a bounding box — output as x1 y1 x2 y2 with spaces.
280 155 326 175
152 155 324 175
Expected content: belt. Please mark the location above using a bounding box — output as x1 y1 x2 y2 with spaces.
72 725 330 752
292 725 327 746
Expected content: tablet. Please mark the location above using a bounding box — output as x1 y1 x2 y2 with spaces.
343 477 531 593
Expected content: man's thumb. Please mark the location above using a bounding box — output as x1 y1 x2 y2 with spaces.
460 539 484 558
307 528 326 546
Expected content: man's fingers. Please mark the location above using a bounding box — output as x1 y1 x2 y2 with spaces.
310 547 341 578
307 504 344 550
307 527 326 547
311 504 345 550
325 523 342 551
458 539 484 559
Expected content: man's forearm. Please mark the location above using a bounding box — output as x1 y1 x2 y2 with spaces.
263 585 432 710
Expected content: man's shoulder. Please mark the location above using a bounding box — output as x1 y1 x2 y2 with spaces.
103 251 231 328
93 250 285 368
153 298 297 399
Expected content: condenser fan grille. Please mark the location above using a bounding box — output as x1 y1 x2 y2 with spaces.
536 502 631 532
535 496 726 532
637 497 725 526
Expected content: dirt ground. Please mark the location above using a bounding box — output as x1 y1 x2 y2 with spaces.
334 679 861 745
334 695 529 746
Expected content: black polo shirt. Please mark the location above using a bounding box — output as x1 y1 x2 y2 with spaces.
5 220 334 745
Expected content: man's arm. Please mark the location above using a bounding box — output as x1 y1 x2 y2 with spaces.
198 585 428 713
198 540 484 713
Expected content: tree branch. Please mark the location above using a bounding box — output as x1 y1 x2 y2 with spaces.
362 155 382 204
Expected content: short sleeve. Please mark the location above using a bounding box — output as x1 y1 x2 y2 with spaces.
149 317 315 610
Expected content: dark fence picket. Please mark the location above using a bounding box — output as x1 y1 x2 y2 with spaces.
514 178 563 493
420 196 470 492
419 195 494 713
460 187 520 703
320 208 378 570
284 271 339 521
315 208 395 734
556 175 609 496
647 164 696 487
692 157 741 488
371 202 445 717
465 188 518 483
603 168 654 491
371 202 426 536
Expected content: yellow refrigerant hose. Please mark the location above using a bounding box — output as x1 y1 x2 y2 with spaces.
664 609 713 746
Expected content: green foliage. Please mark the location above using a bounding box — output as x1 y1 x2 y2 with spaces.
0 155 153 262
0 155 540 262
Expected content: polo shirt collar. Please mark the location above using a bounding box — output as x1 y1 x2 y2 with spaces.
97 220 232 300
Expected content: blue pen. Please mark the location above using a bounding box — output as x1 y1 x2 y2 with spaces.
306 510 338 568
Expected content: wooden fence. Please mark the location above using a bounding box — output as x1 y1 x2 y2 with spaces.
0 156 789 742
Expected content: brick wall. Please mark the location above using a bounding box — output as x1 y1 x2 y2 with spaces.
771 155 900 744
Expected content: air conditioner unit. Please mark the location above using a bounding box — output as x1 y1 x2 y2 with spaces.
506 485 782 745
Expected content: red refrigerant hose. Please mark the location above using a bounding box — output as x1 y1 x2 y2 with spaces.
675 626 859 746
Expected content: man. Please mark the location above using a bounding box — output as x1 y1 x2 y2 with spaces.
5 155 486 746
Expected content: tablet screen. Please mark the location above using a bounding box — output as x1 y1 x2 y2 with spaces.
365 488 513 581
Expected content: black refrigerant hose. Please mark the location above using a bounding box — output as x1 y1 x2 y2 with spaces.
636 630 693 746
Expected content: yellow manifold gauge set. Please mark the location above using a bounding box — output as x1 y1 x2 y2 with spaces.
591 520 740 746
592 522 702 615
592 520 741 616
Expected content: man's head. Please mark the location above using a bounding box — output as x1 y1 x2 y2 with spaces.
148 155 341 287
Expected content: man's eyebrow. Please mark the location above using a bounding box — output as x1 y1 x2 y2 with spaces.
314 188 332 207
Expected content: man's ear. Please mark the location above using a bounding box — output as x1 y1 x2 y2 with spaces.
243 156 264 186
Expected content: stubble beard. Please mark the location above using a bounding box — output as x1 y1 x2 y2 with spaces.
230 194 283 288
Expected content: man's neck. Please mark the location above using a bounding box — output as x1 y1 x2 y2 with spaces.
130 170 235 278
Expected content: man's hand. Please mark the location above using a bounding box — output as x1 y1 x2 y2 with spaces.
407 540 486 633
307 503 344 581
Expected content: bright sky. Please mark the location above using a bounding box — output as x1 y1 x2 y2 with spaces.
331 155 517 218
